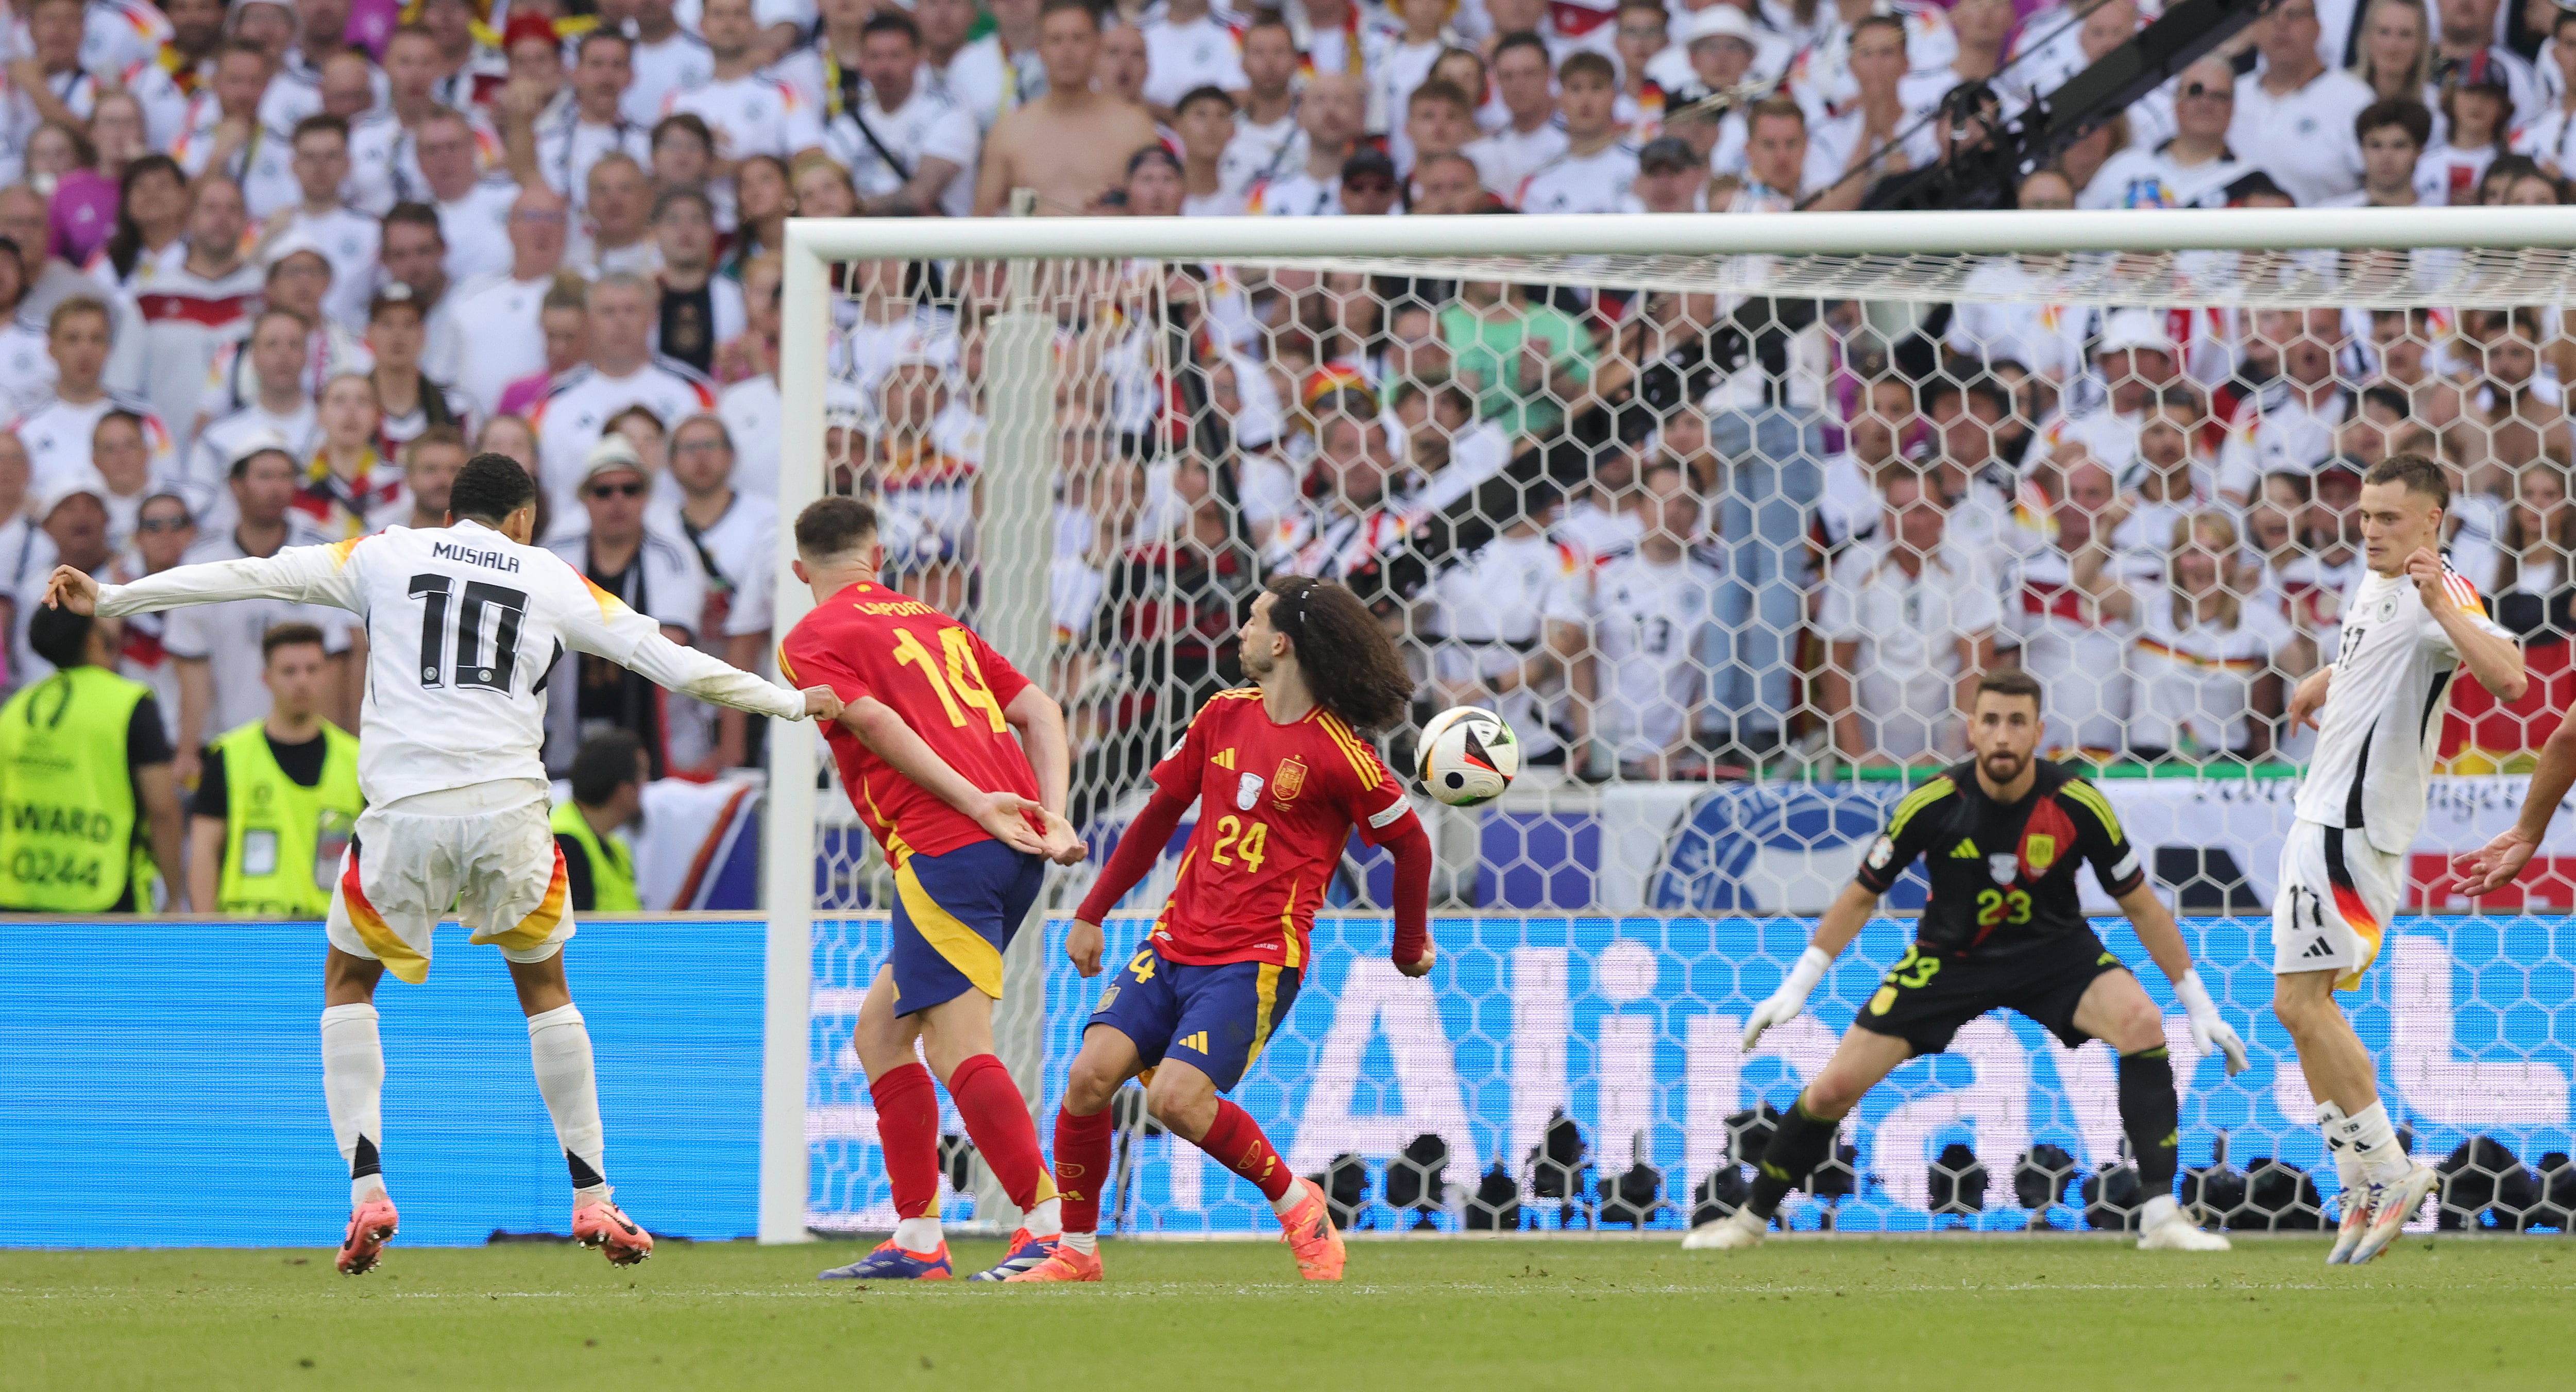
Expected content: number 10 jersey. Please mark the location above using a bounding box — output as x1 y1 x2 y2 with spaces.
96 519 806 805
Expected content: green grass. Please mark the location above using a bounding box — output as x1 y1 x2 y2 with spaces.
5 1236 2571 1390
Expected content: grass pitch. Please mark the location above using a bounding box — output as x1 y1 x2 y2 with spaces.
5 1235 2570 1391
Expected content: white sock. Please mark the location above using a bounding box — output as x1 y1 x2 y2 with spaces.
320 1004 386 1206
1270 1186 1307 1220
1023 1196 1062 1239
2139 1193 2180 1228
893 1216 942 1251
1060 1229 1097 1255
526 1004 610 1201
2338 1101 2412 1186
2316 1101 2364 1198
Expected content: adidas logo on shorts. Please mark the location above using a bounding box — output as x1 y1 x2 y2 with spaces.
2301 937 2334 959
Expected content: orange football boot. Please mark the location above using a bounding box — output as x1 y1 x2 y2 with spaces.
1278 1178 1346 1281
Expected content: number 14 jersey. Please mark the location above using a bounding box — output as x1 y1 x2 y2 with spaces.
777 580 1041 864
1146 689 1418 969
93 520 807 805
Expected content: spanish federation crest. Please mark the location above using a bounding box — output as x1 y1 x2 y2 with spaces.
2022 833 2058 877
1273 755 1308 805
1236 771 1264 810
1988 852 2020 886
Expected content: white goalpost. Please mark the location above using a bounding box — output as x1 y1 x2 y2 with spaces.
759 208 2576 1245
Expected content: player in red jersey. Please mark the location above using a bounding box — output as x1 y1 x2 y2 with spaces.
1009 576 1436 1283
775 498 1088 1282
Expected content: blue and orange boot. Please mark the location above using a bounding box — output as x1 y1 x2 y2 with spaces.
819 1238 954 1281
969 1227 1062 1281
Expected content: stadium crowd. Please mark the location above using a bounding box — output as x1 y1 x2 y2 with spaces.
0 0 2570 914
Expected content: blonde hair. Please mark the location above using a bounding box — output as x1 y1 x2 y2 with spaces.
2349 0 2432 99
2169 509 2243 631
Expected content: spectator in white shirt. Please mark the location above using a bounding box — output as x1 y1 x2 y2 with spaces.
2432 0 2539 118
1400 78 1479 199
1252 72 1369 215
665 0 827 181
1173 86 1246 216
2518 8 2576 177
510 30 655 219
2216 308 2352 500
1464 33 1568 195
1818 466 2001 763
823 11 980 218
187 307 317 519
448 184 570 416
2231 0 2372 205
2078 507 2287 762
1140 0 1248 122
376 203 468 383
349 26 496 216
662 411 776 769
266 115 379 333
1514 52 1639 213
13 298 170 495
1222 18 1306 195
2082 55 2248 209
2418 58 2513 204
1804 13 1940 211
572 152 662 278
1733 95 1811 208
2326 96 2434 206
176 40 300 218
620 0 717 129
414 107 522 284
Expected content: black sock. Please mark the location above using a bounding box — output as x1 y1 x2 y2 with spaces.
1745 1100 1837 1219
2119 1046 2180 1198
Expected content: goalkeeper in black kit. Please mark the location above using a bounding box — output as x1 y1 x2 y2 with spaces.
1687 671 2249 1252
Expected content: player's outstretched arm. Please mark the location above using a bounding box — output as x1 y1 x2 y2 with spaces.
1065 782 1198 976
578 604 817 722
2463 714 2576 892
1743 879 1876 1049
54 545 355 618
2113 881 2248 1075
839 695 1050 856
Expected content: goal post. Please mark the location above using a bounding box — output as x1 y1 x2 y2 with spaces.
760 208 2576 1244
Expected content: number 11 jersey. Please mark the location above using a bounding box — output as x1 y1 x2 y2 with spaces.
777 580 1042 864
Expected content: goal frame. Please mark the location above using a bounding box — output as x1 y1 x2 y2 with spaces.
758 206 2576 1244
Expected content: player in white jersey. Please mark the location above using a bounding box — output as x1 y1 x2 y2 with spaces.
41 454 838 1279
2277 454 2525 1266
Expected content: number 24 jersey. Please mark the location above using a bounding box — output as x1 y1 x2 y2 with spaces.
1146 689 1419 970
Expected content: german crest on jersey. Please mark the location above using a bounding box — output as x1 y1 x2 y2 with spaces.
1235 771 1264 810
1273 755 1308 805
1987 852 2019 886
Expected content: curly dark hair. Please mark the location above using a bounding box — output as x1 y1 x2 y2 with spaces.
1266 575 1412 732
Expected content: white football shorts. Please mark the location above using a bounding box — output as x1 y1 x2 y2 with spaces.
326 782 575 984
2271 819 2396 991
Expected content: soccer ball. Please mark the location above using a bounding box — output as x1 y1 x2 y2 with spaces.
1417 706 1519 807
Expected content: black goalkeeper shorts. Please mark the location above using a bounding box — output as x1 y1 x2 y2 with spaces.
1851 928 2129 1056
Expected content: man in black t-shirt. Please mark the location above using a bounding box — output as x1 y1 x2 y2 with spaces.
1686 670 2249 1253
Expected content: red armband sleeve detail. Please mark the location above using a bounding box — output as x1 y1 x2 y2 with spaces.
1075 783 1192 923
1389 820 1432 963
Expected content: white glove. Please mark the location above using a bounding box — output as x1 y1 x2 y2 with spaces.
1743 945 1832 1050
2175 969 2248 1076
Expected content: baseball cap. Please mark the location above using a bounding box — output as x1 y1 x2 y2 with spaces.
1681 6 1756 46
1341 147 1398 184
263 229 334 277
580 432 647 485
226 429 297 474
34 470 108 520
2094 308 2176 359
502 12 560 49
1637 136 1700 174
823 380 866 431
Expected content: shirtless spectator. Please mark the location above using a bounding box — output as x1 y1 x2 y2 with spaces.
973 0 1160 216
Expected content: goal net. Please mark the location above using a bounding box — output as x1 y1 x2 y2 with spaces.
762 209 2576 1243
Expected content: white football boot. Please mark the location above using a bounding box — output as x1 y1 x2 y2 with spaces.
2325 1189 2374 1265
2345 1165 2438 1266
2135 1195 2231 1251
1681 1206 1768 1250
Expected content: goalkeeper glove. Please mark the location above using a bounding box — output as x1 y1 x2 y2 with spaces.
2175 969 2248 1076
1742 945 1832 1050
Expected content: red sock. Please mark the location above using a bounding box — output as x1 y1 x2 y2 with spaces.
1194 1098 1295 1203
1052 1104 1115 1234
867 1062 940 1221
945 1054 1056 1212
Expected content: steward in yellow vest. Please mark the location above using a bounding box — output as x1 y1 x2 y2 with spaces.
551 730 647 912
187 624 361 918
0 603 184 912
